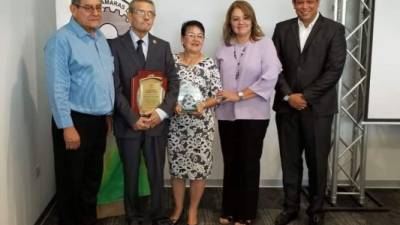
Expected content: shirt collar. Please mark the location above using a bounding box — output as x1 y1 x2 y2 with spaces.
69 17 102 40
130 29 149 47
298 12 320 29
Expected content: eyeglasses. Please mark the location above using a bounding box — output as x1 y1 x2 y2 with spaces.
73 4 102 14
185 33 205 39
133 9 156 18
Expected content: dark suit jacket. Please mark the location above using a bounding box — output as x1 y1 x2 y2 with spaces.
109 32 179 138
272 15 347 115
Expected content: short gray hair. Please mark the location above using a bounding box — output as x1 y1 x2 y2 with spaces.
128 0 155 13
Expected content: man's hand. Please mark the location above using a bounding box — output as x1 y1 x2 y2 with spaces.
63 127 80 150
133 116 151 131
106 116 113 135
288 93 307 110
145 111 161 128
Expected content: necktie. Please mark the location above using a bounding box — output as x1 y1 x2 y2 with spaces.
136 39 145 69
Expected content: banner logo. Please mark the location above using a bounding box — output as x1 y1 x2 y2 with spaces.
101 0 131 39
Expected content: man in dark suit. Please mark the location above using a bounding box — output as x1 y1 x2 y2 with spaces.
108 0 178 225
272 1 346 225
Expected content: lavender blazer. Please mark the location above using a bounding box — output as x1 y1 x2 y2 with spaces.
215 37 282 121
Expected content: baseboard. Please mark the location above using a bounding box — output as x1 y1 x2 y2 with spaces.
165 179 400 188
163 179 286 187
34 195 56 225
364 180 400 188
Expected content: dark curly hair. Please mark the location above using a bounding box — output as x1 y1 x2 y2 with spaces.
181 20 205 37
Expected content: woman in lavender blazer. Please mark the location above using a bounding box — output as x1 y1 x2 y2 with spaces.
215 1 282 225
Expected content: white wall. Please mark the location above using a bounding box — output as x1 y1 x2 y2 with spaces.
366 125 400 184
0 0 56 224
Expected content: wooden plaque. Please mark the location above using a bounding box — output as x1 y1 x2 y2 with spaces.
131 70 168 115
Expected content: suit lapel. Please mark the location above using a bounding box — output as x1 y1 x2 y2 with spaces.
290 19 301 53
302 15 323 53
145 33 158 69
121 31 142 69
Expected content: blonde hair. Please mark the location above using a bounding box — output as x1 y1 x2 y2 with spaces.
222 0 264 46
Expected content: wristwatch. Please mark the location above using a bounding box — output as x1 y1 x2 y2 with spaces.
238 91 244 101
283 95 290 101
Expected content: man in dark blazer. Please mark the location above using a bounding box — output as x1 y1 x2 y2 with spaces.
108 0 178 225
272 1 346 225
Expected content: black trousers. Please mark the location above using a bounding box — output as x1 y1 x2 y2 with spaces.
218 120 269 221
116 134 167 223
52 111 107 225
276 111 333 215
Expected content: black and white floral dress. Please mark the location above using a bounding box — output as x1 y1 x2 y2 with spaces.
167 54 222 180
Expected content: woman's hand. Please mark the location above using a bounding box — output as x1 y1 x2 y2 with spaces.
217 90 240 102
191 102 205 117
175 104 183 115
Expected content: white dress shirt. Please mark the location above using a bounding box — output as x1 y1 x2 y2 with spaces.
130 30 149 58
298 13 320 52
130 29 168 120
283 13 321 101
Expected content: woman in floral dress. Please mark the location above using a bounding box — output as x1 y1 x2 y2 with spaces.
167 20 222 225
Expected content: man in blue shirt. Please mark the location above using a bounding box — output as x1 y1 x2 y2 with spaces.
44 0 114 224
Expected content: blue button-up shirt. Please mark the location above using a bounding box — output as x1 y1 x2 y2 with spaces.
45 17 115 128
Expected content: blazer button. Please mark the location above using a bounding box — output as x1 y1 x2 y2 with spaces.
297 67 301 71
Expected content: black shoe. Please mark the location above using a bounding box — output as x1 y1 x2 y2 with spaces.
309 213 325 225
274 211 298 225
81 217 97 225
127 219 143 225
170 216 182 225
153 217 174 225
169 210 184 225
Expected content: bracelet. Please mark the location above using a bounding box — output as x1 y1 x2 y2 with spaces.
237 91 244 101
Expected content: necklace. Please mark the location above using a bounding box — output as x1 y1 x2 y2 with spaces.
233 44 247 80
